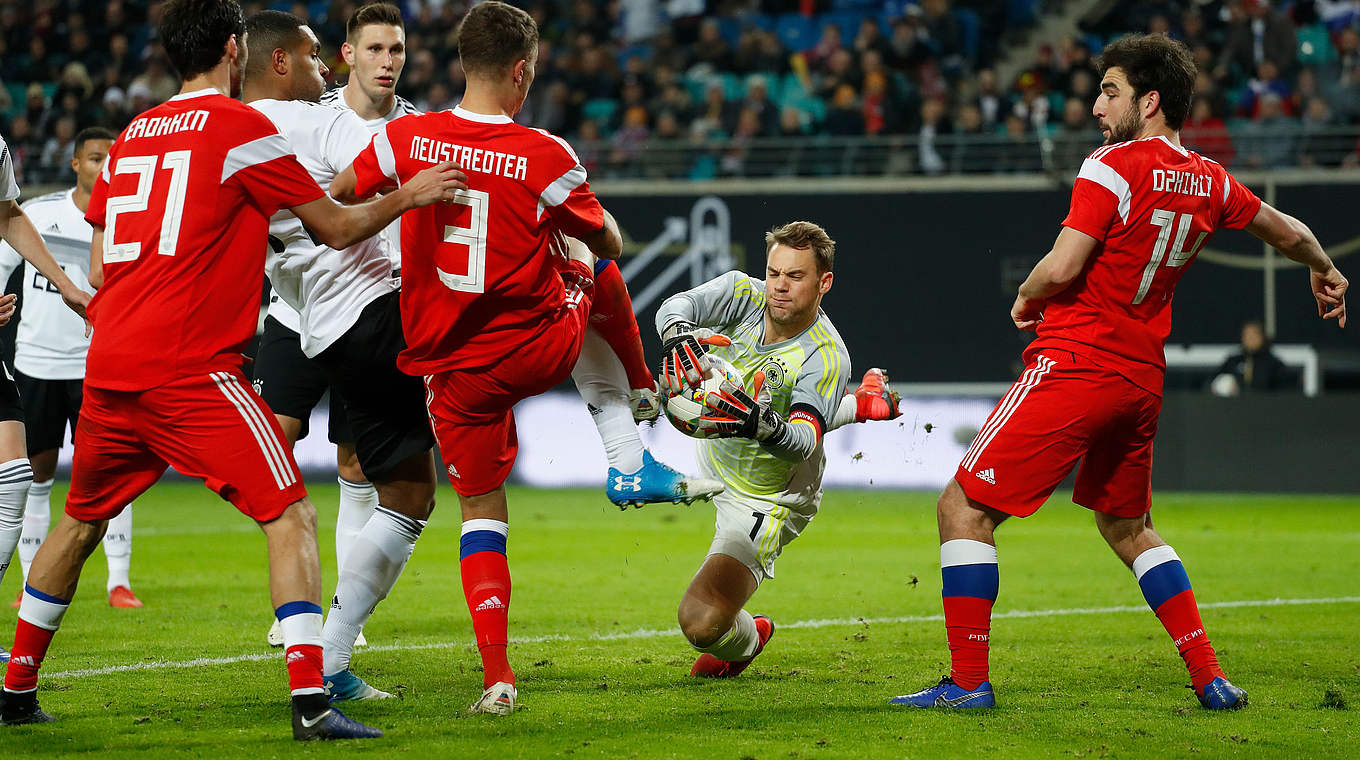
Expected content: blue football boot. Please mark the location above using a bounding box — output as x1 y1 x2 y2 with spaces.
292 696 383 741
324 669 395 703
607 450 724 509
1197 676 1248 710
0 644 9 664
890 676 996 708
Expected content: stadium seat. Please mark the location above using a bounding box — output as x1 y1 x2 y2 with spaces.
1296 25 1337 65
3 83 24 118
774 14 817 52
831 0 880 8
717 72 744 101
745 13 777 32
821 10 871 45
954 8 981 61
583 99 618 128
717 16 743 46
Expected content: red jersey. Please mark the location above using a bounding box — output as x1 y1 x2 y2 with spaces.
350 106 605 375
85 89 324 390
1034 135 1262 395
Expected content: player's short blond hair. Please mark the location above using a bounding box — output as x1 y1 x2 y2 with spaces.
765 221 835 274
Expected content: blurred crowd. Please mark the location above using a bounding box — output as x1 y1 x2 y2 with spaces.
1 0 1357 185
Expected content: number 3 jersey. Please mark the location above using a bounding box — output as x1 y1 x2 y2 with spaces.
0 189 95 379
1040 135 1262 395
349 106 605 375
85 89 326 391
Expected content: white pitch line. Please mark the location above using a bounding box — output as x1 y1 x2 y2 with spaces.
43 595 1360 680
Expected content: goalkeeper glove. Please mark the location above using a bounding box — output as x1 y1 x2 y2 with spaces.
700 371 788 442
658 320 731 395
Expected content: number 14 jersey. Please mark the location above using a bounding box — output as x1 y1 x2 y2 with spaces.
1038 135 1263 395
350 106 605 375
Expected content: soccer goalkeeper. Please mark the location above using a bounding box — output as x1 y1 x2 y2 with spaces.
655 220 900 677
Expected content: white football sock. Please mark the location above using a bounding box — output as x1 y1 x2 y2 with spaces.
322 506 424 675
18 478 52 580
697 609 760 661
335 476 377 573
103 505 133 591
573 329 645 472
0 458 33 587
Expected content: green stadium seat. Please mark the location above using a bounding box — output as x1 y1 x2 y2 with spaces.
582 99 618 128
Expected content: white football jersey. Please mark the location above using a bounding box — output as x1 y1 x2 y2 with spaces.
320 86 421 273
0 136 19 201
0 189 95 379
251 98 397 357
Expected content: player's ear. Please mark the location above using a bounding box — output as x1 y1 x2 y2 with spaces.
273 47 290 76
1143 90 1161 120
340 41 355 66
819 270 834 295
513 59 526 86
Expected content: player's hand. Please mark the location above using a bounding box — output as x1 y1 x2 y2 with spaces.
403 161 468 208
1310 265 1347 328
60 286 93 336
658 320 731 395
1011 294 1044 331
701 371 786 441
0 293 15 327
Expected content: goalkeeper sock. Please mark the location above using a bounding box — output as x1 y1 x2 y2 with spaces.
6 585 69 694
461 519 513 688
18 479 52 580
941 538 998 691
277 601 325 696
103 505 132 592
1133 545 1224 691
588 260 655 392
696 609 760 661
335 477 378 573
322 506 424 675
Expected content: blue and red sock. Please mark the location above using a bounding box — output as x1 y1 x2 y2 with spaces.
276 600 324 696
941 539 999 691
4 585 70 695
461 519 513 689
1133 545 1224 691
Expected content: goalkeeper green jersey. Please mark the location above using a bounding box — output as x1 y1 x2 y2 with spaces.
656 271 851 506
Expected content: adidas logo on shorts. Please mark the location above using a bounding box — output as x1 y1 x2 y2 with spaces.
974 468 996 485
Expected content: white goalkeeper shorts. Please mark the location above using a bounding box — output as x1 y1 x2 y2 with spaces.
707 487 819 583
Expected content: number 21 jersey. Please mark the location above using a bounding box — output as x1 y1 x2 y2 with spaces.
350 106 605 375
85 89 325 391
1038 135 1262 395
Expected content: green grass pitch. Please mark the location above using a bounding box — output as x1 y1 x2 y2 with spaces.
1 482 1356 758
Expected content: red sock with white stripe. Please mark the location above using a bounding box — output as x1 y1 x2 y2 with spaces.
1133 546 1224 691
941 539 999 691
276 601 325 696
588 261 655 391
4 585 69 695
461 520 513 689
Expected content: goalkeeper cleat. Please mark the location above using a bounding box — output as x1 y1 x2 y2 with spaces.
890 676 995 708
690 615 775 678
470 681 517 716
1196 677 1248 710
629 384 661 423
108 586 143 608
0 690 56 725
267 618 284 648
607 450 724 509
853 368 902 422
324 669 395 703
292 702 383 740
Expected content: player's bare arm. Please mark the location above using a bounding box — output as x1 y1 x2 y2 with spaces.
578 208 622 260
89 228 104 289
1244 203 1348 328
294 160 466 250
327 164 368 205
0 199 91 322
1012 227 1100 331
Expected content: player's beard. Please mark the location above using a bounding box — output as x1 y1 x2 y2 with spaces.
1105 106 1141 144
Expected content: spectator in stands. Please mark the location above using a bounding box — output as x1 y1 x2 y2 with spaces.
128 49 179 106
1322 27 1360 122
950 102 990 173
917 96 951 175
1183 95 1237 166
751 28 792 76
39 114 77 184
816 49 861 102
1211 321 1297 395
923 0 966 77
693 18 734 72
854 17 891 59
1242 58 1294 117
693 79 736 137
609 105 650 177
995 112 1042 173
824 83 866 136
1179 8 1216 50
1297 97 1348 167
740 75 780 136
972 67 1009 130
720 107 767 176
1239 92 1299 167
1011 73 1051 132
808 22 844 72
1052 96 1099 172
1218 0 1298 82
4 115 36 184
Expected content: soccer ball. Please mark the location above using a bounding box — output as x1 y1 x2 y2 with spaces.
664 356 744 439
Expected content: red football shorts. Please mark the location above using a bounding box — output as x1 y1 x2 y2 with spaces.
424 262 593 497
66 370 307 523
956 349 1161 518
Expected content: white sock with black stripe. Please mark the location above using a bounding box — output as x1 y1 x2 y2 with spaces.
18 478 52 580
321 506 425 675
0 458 34 587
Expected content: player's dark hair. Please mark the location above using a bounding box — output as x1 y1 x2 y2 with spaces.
766 221 835 274
73 126 116 154
160 0 246 81
1095 33 1197 131
346 2 404 42
245 10 310 77
456 1 539 76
